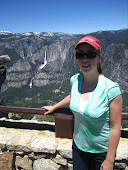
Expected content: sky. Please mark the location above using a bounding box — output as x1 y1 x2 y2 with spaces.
0 0 127 34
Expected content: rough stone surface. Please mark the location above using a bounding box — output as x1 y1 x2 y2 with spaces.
0 118 127 169
116 137 128 160
52 154 67 166
0 152 13 170
56 138 72 159
115 161 128 169
31 135 57 154
68 163 73 170
28 152 46 160
1 30 128 94
0 119 72 159
15 155 33 170
33 158 61 170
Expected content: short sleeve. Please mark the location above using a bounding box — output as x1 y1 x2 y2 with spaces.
70 73 79 86
108 81 121 102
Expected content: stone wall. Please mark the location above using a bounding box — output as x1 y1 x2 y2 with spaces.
0 118 128 170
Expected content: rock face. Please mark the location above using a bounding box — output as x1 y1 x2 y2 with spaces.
0 118 127 170
0 55 10 89
0 29 128 93
0 29 128 114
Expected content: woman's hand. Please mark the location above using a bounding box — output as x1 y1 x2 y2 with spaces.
42 95 71 115
42 106 56 115
100 159 114 170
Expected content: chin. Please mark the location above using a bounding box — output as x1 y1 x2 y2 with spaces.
81 67 91 72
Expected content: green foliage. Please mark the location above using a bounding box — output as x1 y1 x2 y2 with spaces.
31 115 55 122
0 79 71 121
0 75 72 121
0 78 70 105
22 114 34 120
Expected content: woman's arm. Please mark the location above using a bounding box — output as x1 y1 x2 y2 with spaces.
42 94 71 115
101 95 122 170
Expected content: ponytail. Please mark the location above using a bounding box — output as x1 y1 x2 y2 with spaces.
97 50 103 74
97 61 103 74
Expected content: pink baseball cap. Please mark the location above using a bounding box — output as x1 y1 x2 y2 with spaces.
75 36 101 50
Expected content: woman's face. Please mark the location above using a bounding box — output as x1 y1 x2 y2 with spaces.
76 43 101 74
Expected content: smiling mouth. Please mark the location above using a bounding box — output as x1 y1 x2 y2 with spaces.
82 64 90 68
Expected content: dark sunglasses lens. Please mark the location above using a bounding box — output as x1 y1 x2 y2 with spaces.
76 52 97 59
86 52 97 59
76 52 84 59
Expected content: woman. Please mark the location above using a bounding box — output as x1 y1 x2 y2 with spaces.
43 36 122 170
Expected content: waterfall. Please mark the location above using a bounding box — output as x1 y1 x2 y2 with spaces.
38 51 47 70
29 51 47 88
29 78 33 88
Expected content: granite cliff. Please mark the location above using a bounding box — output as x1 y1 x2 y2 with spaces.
0 29 128 110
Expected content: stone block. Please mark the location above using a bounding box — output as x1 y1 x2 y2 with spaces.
56 138 72 159
116 138 128 160
52 154 67 166
28 152 46 160
33 158 61 170
31 136 58 154
15 155 33 170
0 152 13 170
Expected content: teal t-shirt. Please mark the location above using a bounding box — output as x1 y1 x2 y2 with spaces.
69 73 121 153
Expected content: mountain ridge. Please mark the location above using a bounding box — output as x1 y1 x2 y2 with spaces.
0 28 128 111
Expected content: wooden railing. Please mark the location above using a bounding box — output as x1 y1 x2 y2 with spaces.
0 105 127 119
0 106 46 115
0 106 75 115
0 106 127 138
0 105 127 118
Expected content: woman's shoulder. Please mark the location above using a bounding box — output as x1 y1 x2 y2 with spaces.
102 75 120 88
102 75 121 101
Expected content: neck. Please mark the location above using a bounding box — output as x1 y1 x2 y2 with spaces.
82 72 102 93
83 71 100 84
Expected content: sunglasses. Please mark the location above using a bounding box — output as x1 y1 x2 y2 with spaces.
76 51 98 59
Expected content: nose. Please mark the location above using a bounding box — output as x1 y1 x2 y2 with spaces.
81 54 89 60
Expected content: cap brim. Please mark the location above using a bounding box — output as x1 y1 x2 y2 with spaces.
75 41 98 50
